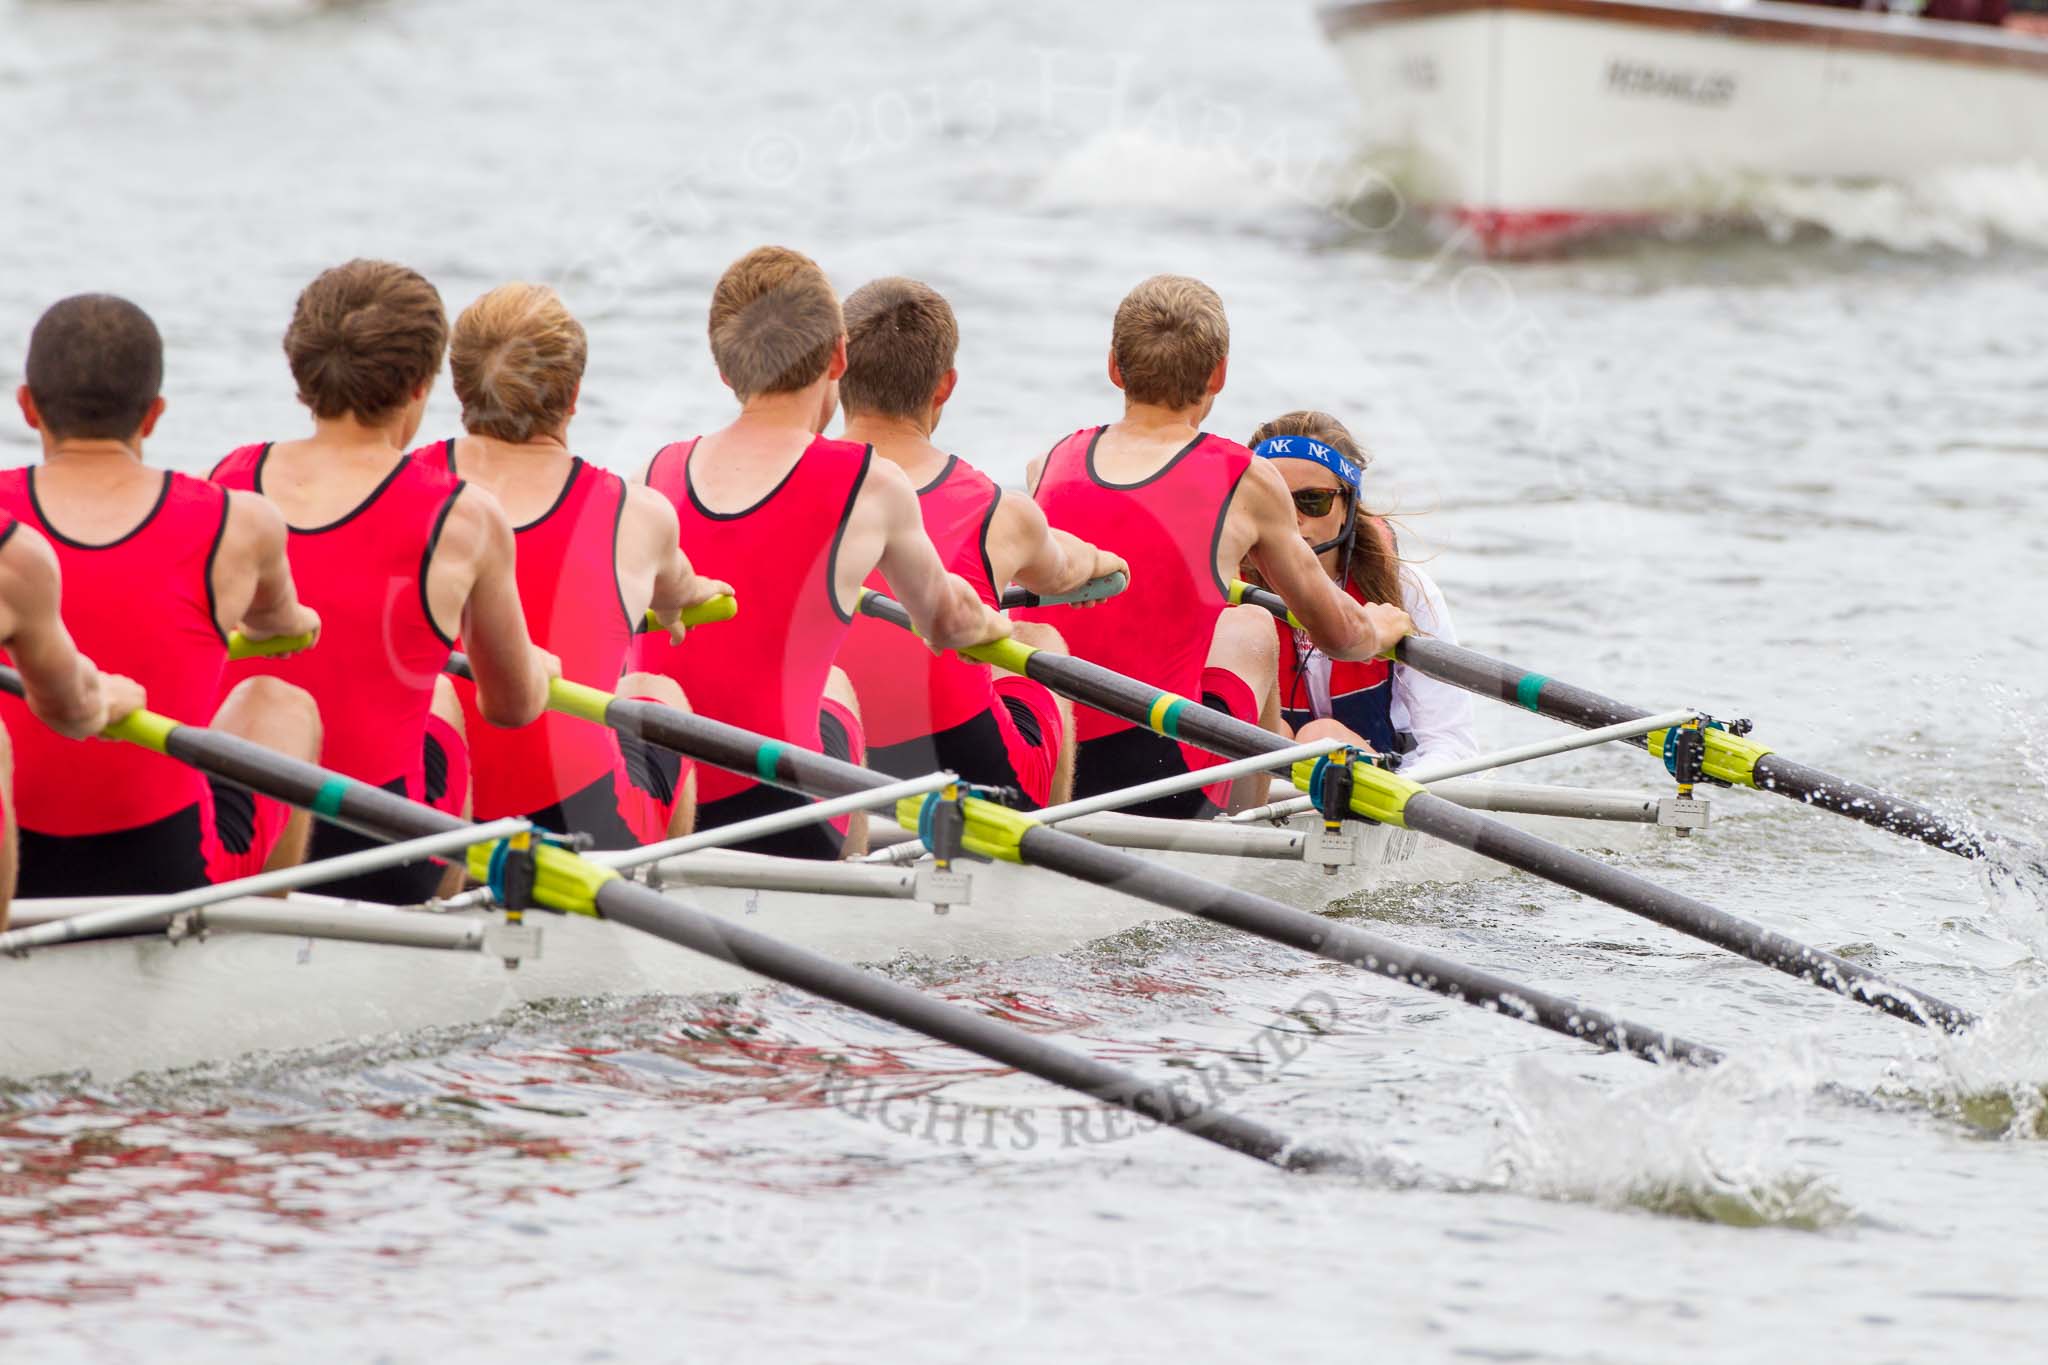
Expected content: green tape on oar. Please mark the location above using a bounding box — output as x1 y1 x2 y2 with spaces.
755 741 787 783
227 630 318 662
103 708 178 753
1515 673 1549 712
310 777 349 817
641 594 739 634
1148 693 1190 739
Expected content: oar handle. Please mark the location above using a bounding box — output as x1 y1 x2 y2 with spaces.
0 664 184 752
1226 579 1302 630
227 630 318 661
639 593 739 634
999 571 1129 611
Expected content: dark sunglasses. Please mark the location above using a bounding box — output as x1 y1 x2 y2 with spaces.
1290 488 1345 518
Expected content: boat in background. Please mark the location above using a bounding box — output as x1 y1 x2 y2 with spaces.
1319 0 2048 254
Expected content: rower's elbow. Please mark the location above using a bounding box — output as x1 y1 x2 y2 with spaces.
479 689 546 729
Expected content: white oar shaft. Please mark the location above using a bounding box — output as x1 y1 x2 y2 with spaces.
1227 708 1700 824
1035 737 1347 824
437 773 959 910
862 738 1348 865
592 772 956 870
0 818 532 955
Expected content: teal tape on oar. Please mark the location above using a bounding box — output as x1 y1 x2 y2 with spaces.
754 741 786 783
311 777 349 817
1515 674 1549 712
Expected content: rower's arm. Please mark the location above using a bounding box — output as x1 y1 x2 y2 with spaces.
1237 461 1410 661
987 489 1127 596
623 484 730 644
858 459 1007 652
0 524 120 739
219 491 321 647
437 487 554 728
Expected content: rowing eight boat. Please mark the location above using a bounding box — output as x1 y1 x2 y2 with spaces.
0 794 1658 1085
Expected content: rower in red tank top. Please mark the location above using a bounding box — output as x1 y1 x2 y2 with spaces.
420 279 729 849
637 433 870 853
831 277 1126 809
0 507 163 923
217 261 553 903
0 294 322 899
1021 275 1412 818
634 247 1009 858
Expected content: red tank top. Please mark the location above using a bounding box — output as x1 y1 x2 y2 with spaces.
0 469 229 835
1021 427 1251 741
415 441 634 817
212 443 463 798
635 435 871 805
835 456 1001 747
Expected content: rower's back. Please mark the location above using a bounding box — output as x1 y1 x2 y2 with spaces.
0 455 228 839
637 428 871 839
0 293 322 898
213 260 548 902
635 246 1003 859
1028 421 1251 746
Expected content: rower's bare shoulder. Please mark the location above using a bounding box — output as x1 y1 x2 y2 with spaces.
434 481 516 561
856 453 918 511
220 487 289 552
620 479 681 545
0 519 60 618
991 485 1049 542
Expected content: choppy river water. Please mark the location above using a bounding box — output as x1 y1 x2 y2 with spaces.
3 1 2048 1361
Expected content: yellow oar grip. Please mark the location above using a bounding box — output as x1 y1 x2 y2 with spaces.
1228 579 1303 630
960 637 1040 673
228 631 317 661
547 678 616 725
103 708 178 753
644 594 738 633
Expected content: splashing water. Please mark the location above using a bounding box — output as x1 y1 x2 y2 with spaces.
1486 1053 1854 1230
1891 989 2048 1140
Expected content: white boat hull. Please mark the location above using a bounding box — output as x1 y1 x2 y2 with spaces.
0 811 1643 1085
1320 0 2048 252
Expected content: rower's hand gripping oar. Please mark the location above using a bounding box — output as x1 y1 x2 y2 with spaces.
855 588 1978 1035
1226 577 2037 868
639 592 739 636
0 663 1326 1173
222 593 736 664
998 571 1129 611
471 647 1727 1067
227 630 318 662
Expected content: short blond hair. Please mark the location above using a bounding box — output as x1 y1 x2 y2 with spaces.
708 246 842 401
1110 275 1229 409
450 284 587 442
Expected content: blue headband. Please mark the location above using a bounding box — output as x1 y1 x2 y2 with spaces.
1252 435 1363 492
